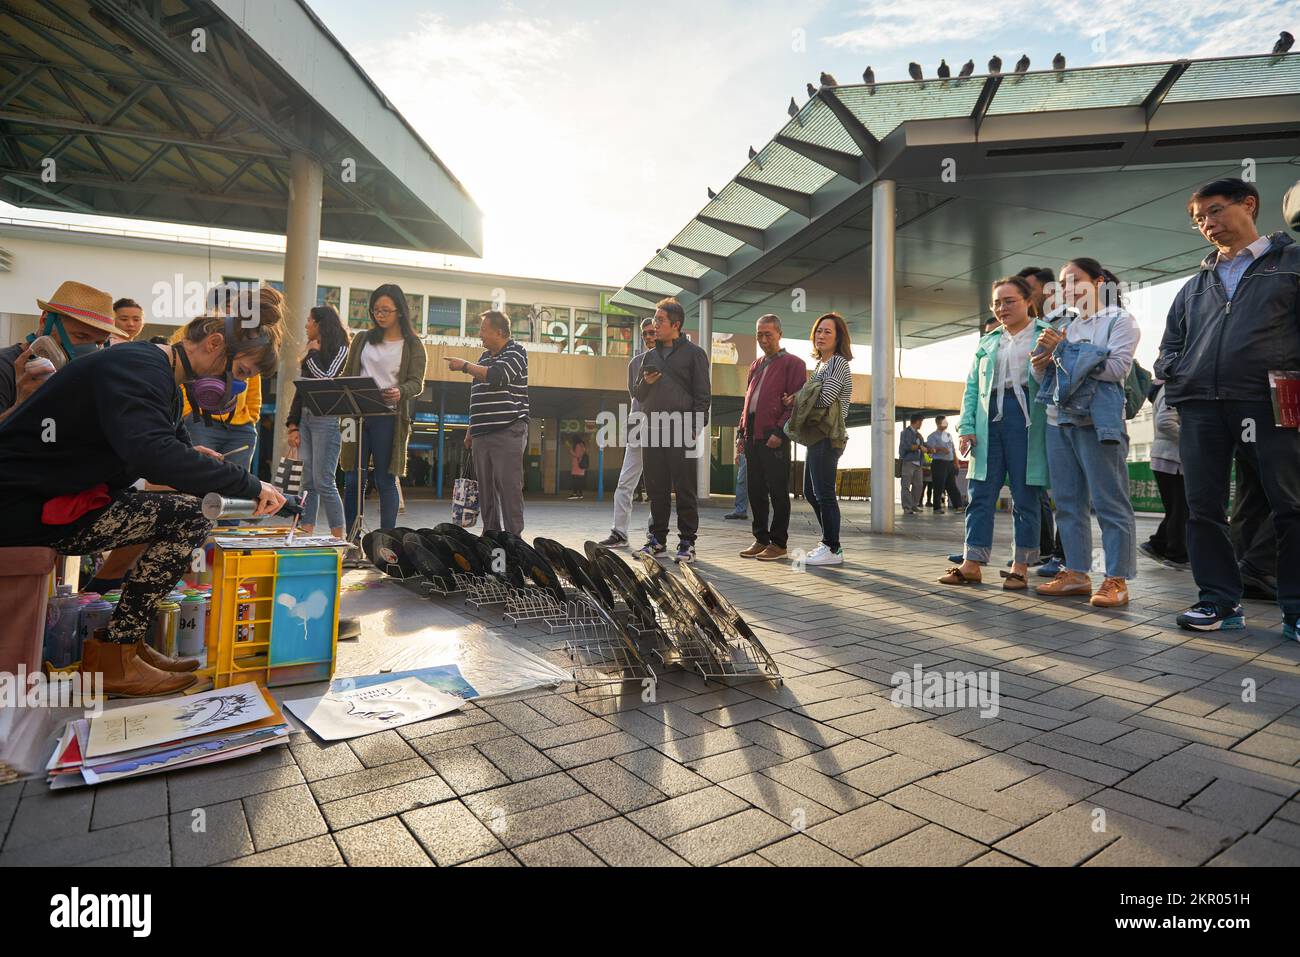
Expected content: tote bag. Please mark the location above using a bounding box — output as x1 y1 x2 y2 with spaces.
451 458 479 528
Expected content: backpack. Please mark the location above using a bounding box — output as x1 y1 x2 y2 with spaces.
1124 360 1153 420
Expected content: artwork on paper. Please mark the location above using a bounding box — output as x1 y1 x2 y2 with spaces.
285 676 465 741
85 684 271 758
332 664 479 701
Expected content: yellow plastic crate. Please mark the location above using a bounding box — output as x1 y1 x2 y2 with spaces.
203 544 342 689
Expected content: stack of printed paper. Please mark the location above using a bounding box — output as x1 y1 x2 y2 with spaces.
46 684 290 789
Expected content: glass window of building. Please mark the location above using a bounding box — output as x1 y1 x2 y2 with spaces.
265 281 342 313
347 288 374 330
573 309 601 355
606 315 635 357
536 305 571 353
427 297 462 337
466 300 534 341
405 293 424 334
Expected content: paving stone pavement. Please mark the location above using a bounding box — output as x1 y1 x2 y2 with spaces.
3 498 1299 867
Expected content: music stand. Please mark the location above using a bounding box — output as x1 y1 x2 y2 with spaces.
294 376 395 551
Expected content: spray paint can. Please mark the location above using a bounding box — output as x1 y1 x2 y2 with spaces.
236 586 252 641
43 585 79 669
151 600 180 657
76 599 114 659
202 493 262 521
176 594 208 662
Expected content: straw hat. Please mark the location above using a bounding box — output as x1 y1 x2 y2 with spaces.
36 281 117 335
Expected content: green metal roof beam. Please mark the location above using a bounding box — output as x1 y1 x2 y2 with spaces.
734 175 812 217
819 89 880 166
666 243 730 273
644 266 702 294
773 134 868 183
970 75 1002 136
1143 60 1191 122
696 214 765 250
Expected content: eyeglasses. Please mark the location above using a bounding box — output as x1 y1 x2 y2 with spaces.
372 308 397 318
990 298 1025 309
1190 200 1243 229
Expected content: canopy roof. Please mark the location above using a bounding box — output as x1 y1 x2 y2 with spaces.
0 0 482 255
611 53 1300 344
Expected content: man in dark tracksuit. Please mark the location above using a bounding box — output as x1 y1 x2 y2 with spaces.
633 297 711 563
1155 178 1300 639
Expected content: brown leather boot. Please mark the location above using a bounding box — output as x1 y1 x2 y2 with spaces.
137 641 201 673
80 639 197 697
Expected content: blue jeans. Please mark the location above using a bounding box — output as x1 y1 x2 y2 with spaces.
963 397 1041 565
803 439 842 551
343 414 399 532
1047 423 1137 579
186 419 257 472
732 452 749 514
299 408 345 531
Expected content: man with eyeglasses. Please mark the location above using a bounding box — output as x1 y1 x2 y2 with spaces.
598 317 656 547
1156 178 1300 641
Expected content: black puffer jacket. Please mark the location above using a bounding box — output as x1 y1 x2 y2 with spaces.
1156 232 1300 405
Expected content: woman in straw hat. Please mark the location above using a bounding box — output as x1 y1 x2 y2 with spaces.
0 284 288 697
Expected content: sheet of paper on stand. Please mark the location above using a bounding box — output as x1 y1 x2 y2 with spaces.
46 684 290 788
213 535 350 550
285 676 466 741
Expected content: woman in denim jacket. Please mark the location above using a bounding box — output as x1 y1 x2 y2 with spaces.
1031 258 1140 608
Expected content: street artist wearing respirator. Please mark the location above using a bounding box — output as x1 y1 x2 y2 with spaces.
0 286 288 697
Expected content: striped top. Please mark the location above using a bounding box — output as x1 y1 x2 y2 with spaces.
286 341 348 427
470 339 529 436
813 354 851 425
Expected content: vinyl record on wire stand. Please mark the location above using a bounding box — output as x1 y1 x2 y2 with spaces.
370 529 417 579
562 546 615 610
403 534 452 581
430 532 484 577
508 538 566 604
592 552 655 625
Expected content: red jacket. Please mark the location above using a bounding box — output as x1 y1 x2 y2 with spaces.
739 350 808 444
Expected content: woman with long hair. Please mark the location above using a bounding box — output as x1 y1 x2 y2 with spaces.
286 304 350 538
339 284 427 534
941 277 1050 589
0 286 286 696
1031 258 1140 607
788 312 852 566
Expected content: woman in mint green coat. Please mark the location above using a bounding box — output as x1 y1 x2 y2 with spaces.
940 276 1050 590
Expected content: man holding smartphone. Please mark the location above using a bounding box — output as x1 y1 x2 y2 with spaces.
634 298 711 563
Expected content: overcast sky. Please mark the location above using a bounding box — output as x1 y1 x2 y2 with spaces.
2 0 1294 394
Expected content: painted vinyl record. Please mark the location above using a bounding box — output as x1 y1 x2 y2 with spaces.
507 538 565 603
403 534 452 581
561 546 615 610
431 532 484 576
592 552 655 623
370 529 416 579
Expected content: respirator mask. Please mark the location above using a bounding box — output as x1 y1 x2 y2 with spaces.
26 313 105 366
177 314 267 423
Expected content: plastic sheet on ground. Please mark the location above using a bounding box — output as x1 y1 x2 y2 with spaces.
334 571 570 700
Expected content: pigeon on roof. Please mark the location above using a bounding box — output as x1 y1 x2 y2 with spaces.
937 59 950 79
959 59 974 78
988 55 1002 74
819 71 838 87
1052 52 1066 71
908 61 923 81
1274 31 1294 55
1015 54 1030 73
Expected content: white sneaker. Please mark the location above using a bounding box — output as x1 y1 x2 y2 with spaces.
803 543 843 566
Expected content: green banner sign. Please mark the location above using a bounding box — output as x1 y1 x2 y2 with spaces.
600 292 638 317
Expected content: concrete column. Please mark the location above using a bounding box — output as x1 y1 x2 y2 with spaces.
271 151 323 472
697 297 712 501
870 179 896 534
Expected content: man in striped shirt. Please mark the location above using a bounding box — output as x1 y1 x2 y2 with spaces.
445 310 529 535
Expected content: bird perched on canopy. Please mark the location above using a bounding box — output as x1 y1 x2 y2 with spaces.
1273 31 1294 56
988 55 1002 74
863 65 875 86
819 71 838 88
958 59 974 78
707 187 717 200
1052 52 1066 71
806 82 817 97
937 59 950 79
908 61 923 81
1014 54 1030 73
